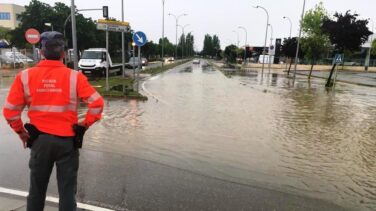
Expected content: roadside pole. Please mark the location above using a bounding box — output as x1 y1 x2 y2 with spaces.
106 27 109 91
121 0 125 77
293 0 306 83
137 47 141 92
71 0 78 71
162 0 165 67
133 43 136 80
12 48 15 70
132 31 147 93
32 45 36 62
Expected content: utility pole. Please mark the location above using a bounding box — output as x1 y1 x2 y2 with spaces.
268 24 274 73
238 26 248 64
178 24 190 59
283 16 292 38
365 19 374 71
162 0 165 66
71 0 78 70
293 0 306 82
254 5 269 76
121 0 125 77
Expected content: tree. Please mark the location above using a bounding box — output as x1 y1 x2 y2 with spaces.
202 34 213 57
301 2 330 79
159 37 174 57
371 39 376 56
322 11 372 53
142 41 159 59
322 11 372 87
224 45 237 63
202 34 221 58
0 27 12 42
212 35 221 58
281 37 304 75
185 33 195 57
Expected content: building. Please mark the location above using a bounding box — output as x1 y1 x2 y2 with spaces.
0 4 25 29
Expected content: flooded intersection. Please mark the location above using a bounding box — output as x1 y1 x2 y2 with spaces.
0 62 375 210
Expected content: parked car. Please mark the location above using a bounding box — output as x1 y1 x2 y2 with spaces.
0 55 22 68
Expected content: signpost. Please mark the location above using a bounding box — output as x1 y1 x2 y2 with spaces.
25 28 40 62
326 54 344 87
132 31 147 92
96 19 130 91
334 54 343 64
96 19 130 32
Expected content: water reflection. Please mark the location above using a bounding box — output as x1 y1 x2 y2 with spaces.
83 63 375 210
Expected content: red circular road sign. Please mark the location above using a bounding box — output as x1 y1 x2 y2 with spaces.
25 28 40 44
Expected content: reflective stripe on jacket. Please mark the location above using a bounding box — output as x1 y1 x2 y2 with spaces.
2 60 104 136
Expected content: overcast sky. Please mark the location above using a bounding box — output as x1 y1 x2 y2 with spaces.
6 0 376 50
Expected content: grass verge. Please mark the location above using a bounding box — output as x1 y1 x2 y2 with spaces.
89 60 191 100
143 59 191 75
90 77 148 100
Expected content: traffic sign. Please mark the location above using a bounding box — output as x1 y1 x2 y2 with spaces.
25 28 40 44
96 19 130 32
133 31 147 47
334 54 343 64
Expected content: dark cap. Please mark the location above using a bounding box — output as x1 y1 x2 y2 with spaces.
40 31 65 50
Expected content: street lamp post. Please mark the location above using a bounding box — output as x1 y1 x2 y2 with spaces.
238 26 248 64
178 24 190 58
232 30 239 62
268 24 274 72
169 13 188 59
365 19 374 71
254 5 269 75
162 0 165 66
121 0 125 77
293 0 306 82
232 30 239 48
283 16 292 38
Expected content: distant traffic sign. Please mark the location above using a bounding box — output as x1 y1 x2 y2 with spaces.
334 54 343 64
25 28 40 44
96 19 130 32
132 31 147 47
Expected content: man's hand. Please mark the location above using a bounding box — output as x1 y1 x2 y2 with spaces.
17 129 30 149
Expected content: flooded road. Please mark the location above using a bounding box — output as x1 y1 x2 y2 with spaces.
0 62 375 210
83 62 375 210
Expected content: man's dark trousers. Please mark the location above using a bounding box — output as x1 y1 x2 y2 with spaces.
27 134 79 211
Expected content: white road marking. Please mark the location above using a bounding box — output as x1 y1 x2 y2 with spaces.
0 187 114 211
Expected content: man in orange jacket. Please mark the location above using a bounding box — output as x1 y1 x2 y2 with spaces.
2 31 104 211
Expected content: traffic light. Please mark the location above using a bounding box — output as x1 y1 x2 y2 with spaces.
103 6 109 19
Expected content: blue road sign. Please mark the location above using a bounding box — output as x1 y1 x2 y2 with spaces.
334 54 343 64
133 31 147 47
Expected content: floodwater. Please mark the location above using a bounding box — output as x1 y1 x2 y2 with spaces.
1 62 376 210
82 62 376 210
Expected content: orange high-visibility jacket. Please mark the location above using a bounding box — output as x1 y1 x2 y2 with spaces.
2 60 104 137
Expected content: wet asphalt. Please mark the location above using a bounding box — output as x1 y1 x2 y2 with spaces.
0 64 349 211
